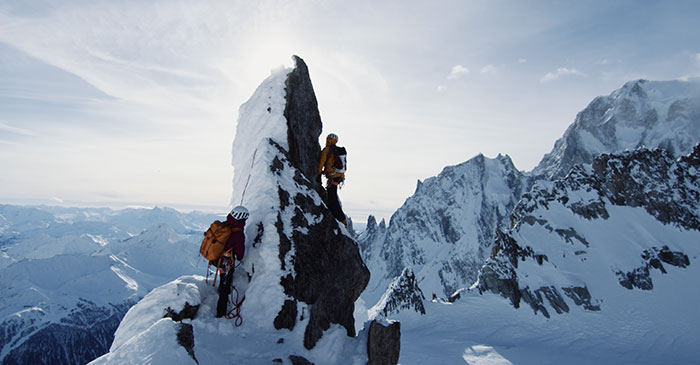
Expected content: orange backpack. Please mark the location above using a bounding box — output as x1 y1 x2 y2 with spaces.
200 221 241 261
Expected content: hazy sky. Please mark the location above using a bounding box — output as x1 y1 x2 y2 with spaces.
1 0 699 222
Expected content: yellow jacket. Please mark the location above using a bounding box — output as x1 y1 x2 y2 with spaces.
317 140 345 179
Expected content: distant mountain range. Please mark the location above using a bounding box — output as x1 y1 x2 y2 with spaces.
0 205 218 364
359 78 700 308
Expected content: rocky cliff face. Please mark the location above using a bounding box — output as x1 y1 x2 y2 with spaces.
284 55 323 190
268 56 370 349
269 139 369 348
478 145 700 317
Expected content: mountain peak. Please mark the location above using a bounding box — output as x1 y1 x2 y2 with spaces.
533 78 700 179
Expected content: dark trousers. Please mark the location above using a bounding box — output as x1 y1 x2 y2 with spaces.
216 261 234 317
326 179 346 222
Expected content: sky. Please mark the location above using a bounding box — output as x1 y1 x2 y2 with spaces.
1 0 700 223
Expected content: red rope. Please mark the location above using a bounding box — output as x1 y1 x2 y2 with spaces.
225 285 245 326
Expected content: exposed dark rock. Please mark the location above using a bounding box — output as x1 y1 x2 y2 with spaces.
162 302 200 363
616 266 653 290
478 261 522 309
253 222 264 248
277 213 292 271
164 302 200 322
535 286 569 315
176 323 197 364
367 320 401 365
680 143 700 167
591 147 700 231
273 300 298 331
289 354 315 365
284 55 323 191
269 57 371 350
616 245 691 290
649 245 690 268
562 286 600 311
521 288 550 318
271 156 285 175
554 227 590 247
279 188 291 209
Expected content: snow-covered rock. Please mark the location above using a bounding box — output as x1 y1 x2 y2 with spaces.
478 145 700 318
359 78 700 317
534 79 700 179
360 154 528 305
357 215 386 265
369 267 426 318
94 56 391 364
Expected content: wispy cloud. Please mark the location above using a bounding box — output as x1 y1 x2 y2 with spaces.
480 64 497 74
0 122 38 137
518 58 527 63
540 67 587 83
696 53 700 65
447 64 470 80
437 85 446 92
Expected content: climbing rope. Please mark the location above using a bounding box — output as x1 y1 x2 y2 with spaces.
240 148 259 205
205 260 245 326
225 284 245 327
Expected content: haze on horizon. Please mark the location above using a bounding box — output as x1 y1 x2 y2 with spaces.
1 0 699 222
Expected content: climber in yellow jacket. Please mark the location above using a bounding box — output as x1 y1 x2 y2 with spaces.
317 133 347 226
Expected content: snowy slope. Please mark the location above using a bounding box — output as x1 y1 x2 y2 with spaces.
0 205 218 364
479 146 700 316
534 79 700 179
363 146 700 365
360 154 528 305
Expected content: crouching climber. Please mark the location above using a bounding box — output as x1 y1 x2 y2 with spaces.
200 205 248 318
317 133 348 226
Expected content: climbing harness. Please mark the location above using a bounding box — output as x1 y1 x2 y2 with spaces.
204 251 230 287
205 258 245 326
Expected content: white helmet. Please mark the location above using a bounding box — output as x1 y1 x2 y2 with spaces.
327 133 338 141
230 205 249 220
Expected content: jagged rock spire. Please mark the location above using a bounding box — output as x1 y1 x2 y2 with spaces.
270 56 370 349
284 55 323 190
